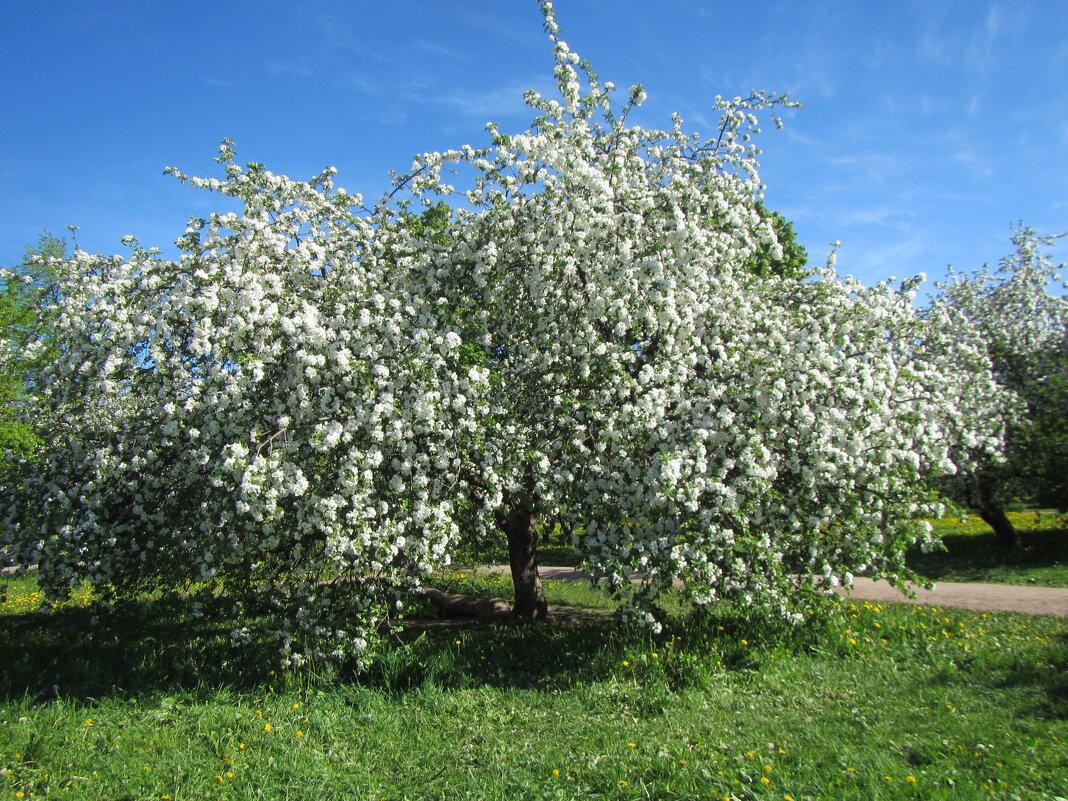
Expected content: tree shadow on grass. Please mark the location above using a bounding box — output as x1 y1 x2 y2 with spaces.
0 597 278 704
0 589 636 703
907 525 1068 585
1 588 776 705
989 630 1068 721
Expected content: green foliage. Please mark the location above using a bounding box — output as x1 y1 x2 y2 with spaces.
0 232 65 476
744 201 809 279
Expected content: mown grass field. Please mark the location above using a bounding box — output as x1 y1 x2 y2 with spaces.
2 513 1067 800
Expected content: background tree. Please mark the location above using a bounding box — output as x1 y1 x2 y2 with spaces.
929 225 1068 546
745 202 808 279
0 232 64 479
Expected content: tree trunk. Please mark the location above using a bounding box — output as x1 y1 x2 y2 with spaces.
976 503 1022 549
975 478 1022 549
497 486 548 619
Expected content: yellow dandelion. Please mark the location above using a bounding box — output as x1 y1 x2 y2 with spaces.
651 652 659 659
238 743 246 750
215 775 224 783
627 742 636 748
264 723 273 732
760 776 771 785
551 769 560 776
618 780 628 786
622 660 630 667
291 703 300 709
764 765 773 772
906 776 917 783
295 730 304 738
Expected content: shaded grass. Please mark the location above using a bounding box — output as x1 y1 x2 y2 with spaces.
910 510 1068 587
2 573 1067 800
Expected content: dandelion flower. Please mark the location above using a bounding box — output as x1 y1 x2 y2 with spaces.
552 769 560 776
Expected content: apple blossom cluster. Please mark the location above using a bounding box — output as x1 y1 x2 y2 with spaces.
2 0 1005 660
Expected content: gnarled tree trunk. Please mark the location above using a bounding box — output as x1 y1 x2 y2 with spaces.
975 477 1022 549
497 483 548 619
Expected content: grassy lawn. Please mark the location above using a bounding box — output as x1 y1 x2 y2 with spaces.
910 510 1068 588
1 571 1066 800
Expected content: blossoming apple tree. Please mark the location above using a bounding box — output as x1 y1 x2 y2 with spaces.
2 1 1004 663
928 226 1067 546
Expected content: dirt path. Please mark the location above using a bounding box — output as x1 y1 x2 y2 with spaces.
527 566 1068 617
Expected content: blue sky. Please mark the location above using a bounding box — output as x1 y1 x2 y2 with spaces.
2 0 1065 293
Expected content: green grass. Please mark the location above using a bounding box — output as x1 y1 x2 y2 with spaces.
2 572 1066 800
910 510 1068 587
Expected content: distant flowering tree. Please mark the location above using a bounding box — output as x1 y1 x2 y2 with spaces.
2 0 1003 664
928 226 1068 545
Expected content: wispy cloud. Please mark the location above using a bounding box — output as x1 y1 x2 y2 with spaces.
430 79 550 119
266 60 313 79
916 0 1031 74
410 40 468 61
203 76 237 89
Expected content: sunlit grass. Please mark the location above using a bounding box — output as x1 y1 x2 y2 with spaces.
2 513 1065 799
2 563 1066 800
913 510 1068 587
